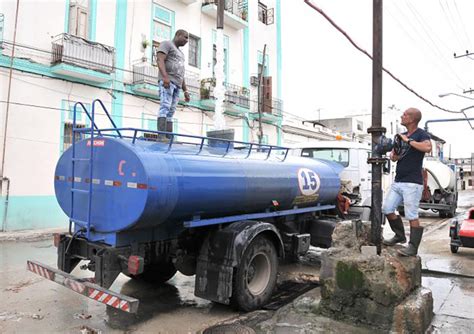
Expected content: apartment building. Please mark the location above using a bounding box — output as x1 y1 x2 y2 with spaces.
0 0 282 230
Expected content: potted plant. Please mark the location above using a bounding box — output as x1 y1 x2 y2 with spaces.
140 34 150 62
241 8 248 21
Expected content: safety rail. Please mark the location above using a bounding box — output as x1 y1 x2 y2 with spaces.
73 127 290 161
69 99 122 238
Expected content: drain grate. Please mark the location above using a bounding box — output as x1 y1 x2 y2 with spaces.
202 323 256 334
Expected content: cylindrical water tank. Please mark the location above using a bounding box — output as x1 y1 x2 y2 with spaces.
54 138 341 234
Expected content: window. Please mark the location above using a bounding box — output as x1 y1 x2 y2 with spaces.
188 35 200 68
152 41 161 66
301 148 350 167
258 2 267 24
69 1 89 39
63 123 85 152
213 44 228 82
152 4 174 43
258 1 274 25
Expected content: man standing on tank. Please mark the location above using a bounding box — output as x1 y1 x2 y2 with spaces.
382 108 432 256
156 29 190 140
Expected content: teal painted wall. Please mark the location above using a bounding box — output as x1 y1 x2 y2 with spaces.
112 0 128 127
89 0 97 41
1 196 68 231
276 0 282 145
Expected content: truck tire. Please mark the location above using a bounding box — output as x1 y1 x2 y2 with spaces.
450 245 459 253
231 235 278 311
439 211 447 218
128 261 177 284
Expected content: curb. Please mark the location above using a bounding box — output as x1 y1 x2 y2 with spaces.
0 228 67 242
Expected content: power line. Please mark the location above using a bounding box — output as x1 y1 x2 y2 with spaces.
303 0 466 115
391 0 467 88
385 3 464 89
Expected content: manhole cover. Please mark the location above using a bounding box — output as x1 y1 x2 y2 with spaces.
202 323 255 334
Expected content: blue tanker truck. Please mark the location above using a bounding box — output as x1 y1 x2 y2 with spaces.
28 100 356 313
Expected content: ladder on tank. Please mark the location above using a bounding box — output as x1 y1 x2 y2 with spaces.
69 99 122 238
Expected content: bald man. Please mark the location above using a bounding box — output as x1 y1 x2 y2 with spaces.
382 108 432 256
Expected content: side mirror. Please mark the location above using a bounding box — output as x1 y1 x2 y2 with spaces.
383 159 391 174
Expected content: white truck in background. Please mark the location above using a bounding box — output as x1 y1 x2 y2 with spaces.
290 141 394 206
292 141 458 218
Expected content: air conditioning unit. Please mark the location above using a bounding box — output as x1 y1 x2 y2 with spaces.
250 76 259 86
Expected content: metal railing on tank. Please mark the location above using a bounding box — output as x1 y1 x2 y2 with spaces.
85 126 290 161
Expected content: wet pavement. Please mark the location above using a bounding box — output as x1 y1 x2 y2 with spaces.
0 190 473 333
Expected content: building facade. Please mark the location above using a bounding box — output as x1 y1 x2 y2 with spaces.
0 0 282 231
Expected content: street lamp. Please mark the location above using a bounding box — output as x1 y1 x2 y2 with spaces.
438 92 474 101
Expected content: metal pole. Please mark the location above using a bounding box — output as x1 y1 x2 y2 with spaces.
367 0 384 255
257 44 267 145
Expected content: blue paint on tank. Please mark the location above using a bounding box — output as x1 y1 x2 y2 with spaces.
54 137 341 246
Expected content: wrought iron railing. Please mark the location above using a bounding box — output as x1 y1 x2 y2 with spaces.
132 60 159 85
202 0 248 21
51 33 115 73
201 78 250 108
250 95 283 116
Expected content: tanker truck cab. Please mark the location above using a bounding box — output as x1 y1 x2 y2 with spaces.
27 99 347 314
291 141 374 205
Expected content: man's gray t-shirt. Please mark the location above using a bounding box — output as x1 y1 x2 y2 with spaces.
157 40 185 87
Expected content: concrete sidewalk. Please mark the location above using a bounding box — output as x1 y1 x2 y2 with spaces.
0 227 66 242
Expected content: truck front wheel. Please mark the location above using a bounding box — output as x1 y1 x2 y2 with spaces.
231 236 278 311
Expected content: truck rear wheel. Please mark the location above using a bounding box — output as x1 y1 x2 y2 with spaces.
231 235 278 311
128 261 177 284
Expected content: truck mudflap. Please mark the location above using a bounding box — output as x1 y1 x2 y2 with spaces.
26 260 139 313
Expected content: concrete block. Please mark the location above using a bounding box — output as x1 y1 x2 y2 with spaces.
392 287 434 334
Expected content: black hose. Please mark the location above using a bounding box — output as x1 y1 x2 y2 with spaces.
424 168 451 195
65 228 84 255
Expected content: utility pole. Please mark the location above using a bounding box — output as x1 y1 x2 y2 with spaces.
367 0 384 255
257 44 267 145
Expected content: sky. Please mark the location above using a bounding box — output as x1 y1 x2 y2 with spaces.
281 0 474 158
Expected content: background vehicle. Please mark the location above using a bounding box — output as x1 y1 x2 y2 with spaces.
449 208 474 253
418 157 458 218
290 141 394 206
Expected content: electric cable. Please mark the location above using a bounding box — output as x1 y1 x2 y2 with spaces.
303 0 467 115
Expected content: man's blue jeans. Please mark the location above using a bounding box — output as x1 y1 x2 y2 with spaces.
382 182 424 220
159 81 180 120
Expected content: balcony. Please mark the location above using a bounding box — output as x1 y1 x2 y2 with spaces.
131 60 201 100
201 0 248 30
249 96 283 123
131 60 160 96
50 33 115 83
200 78 250 114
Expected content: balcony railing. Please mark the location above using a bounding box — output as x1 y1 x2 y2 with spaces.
250 95 283 117
132 60 200 98
202 0 248 22
201 78 250 108
132 60 159 85
51 33 115 74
